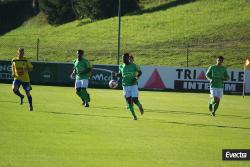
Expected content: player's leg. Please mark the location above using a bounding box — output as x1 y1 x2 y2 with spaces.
81 88 89 107
22 82 33 111
75 80 85 104
87 93 90 102
213 96 220 112
131 85 144 115
123 86 137 120
208 88 214 112
80 79 89 107
123 93 129 109
12 80 24 105
210 88 222 116
212 88 223 114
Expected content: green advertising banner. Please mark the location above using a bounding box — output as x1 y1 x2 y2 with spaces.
0 60 119 88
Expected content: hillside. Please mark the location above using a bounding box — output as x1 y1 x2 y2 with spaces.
0 0 250 68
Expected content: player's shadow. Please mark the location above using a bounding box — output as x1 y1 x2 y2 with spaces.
40 110 250 131
156 120 250 130
0 100 22 104
39 110 130 120
134 0 196 16
145 108 250 120
93 106 250 120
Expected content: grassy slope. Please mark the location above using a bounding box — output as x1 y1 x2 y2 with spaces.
0 0 250 68
0 83 250 167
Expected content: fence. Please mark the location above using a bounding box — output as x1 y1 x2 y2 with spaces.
0 35 249 69
1 60 249 93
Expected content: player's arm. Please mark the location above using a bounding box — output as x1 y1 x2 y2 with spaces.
70 67 76 79
135 65 142 79
223 69 229 81
206 66 212 81
11 60 15 77
112 66 122 81
27 60 33 72
131 65 142 84
82 67 92 74
78 61 92 74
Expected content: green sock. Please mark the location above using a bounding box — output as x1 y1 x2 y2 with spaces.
213 102 219 112
80 89 89 103
134 100 142 107
76 91 85 103
128 103 137 119
87 93 90 102
208 99 213 111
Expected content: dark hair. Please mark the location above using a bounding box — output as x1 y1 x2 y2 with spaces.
18 48 24 52
123 53 130 58
217 56 224 60
77 49 84 54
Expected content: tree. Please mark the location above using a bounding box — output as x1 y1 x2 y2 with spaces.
74 0 140 20
39 0 76 24
0 0 37 34
38 0 140 24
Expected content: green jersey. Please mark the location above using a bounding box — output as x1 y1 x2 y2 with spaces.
206 65 229 88
119 63 140 86
73 58 92 80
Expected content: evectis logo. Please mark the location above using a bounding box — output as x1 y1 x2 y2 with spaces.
222 149 250 160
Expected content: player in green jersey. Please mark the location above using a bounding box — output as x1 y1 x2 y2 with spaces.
206 56 229 116
117 53 144 120
71 49 92 108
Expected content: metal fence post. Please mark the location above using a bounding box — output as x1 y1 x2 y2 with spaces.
36 38 39 61
186 44 189 67
117 0 121 65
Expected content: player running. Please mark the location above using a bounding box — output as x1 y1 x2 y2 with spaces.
206 56 229 116
116 53 144 120
11 48 34 111
71 49 92 108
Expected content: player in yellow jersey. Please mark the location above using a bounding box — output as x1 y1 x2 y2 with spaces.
11 48 34 111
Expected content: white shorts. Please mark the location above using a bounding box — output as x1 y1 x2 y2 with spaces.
123 85 139 98
75 79 88 89
210 88 223 98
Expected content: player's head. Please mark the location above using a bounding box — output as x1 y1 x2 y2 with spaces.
17 48 24 58
123 53 130 65
77 49 84 60
129 55 134 63
216 56 224 66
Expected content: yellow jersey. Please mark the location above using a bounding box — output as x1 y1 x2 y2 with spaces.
11 57 33 82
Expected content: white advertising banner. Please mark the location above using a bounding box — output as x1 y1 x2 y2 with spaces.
139 66 250 93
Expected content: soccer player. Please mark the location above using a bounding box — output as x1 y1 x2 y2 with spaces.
71 49 92 107
11 48 34 111
123 54 135 109
206 56 229 116
117 53 144 120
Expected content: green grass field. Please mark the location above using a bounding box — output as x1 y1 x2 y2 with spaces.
0 0 250 68
0 83 250 167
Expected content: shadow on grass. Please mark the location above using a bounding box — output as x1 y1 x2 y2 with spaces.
145 108 250 120
92 106 250 120
0 100 27 104
134 0 196 15
38 110 130 120
38 106 250 131
157 120 250 130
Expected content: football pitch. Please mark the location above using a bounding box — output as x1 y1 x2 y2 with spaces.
0 83 249 167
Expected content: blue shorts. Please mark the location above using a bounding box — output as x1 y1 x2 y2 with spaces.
12 80 32 92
